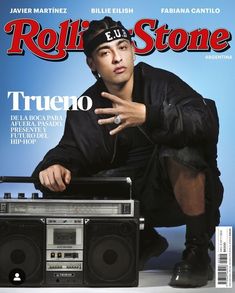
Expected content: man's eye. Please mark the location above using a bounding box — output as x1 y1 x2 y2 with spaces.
119 45 128 50
100 51 109 56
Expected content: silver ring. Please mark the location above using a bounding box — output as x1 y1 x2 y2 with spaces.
114 115 122 125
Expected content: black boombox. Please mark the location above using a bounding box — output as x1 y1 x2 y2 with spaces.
0 176 142 287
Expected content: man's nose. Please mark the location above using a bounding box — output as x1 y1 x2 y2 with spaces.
112 50 122 64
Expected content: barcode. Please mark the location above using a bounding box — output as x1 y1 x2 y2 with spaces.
215 227 232 288
218 253 227 264
217 265 227 285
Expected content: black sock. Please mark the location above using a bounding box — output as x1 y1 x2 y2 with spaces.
185 213 206 241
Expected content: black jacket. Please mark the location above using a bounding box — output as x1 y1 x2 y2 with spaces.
33 62 220 181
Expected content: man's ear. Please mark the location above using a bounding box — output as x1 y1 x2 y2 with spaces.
131 45 136 61
86 57 96 71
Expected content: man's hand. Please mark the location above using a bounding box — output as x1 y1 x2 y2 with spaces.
39 164 71 192
95 92 146 135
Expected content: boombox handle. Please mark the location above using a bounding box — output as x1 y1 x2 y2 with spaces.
0 176 132 185
0 176 133 199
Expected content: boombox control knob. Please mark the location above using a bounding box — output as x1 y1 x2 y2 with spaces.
3 192 11 199
32 193 39 199
18 193 25 199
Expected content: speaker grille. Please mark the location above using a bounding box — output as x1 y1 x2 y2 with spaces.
84 218 138 286
0 218 45 286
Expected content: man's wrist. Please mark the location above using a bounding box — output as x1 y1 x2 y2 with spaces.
140 104 147 124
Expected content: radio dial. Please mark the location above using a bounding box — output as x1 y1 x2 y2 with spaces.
3 192 11 199
18 193 25 199
32 193 39 199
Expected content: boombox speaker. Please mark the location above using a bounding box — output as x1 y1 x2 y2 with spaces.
0 218 45 286
84 218 139 287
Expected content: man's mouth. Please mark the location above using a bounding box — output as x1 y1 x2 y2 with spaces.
113 66 126 74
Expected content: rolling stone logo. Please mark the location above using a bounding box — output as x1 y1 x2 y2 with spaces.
4 18 232 61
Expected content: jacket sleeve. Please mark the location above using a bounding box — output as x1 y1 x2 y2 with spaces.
144 75 218 148
32 112 90 188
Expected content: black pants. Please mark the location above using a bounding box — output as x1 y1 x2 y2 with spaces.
96 145 223 237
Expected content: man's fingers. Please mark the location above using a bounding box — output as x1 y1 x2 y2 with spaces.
98 116 117 125
39 165 71 192
64 169 71 184
39 171 45 186
39 171 56 192
101 91 123 103
109 124 126 136
53 167 67 191
45 171 64 192
95 107 118 115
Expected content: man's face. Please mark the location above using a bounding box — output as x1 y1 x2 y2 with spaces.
87 39 135 88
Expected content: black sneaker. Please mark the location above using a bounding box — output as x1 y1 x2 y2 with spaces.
139 228 168 270
169 236 213 287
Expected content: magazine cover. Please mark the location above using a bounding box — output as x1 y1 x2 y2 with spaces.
0 0 234 291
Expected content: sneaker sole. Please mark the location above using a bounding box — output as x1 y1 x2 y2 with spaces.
169 264 214 288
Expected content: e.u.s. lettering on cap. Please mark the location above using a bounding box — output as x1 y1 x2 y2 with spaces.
84 27 132 56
